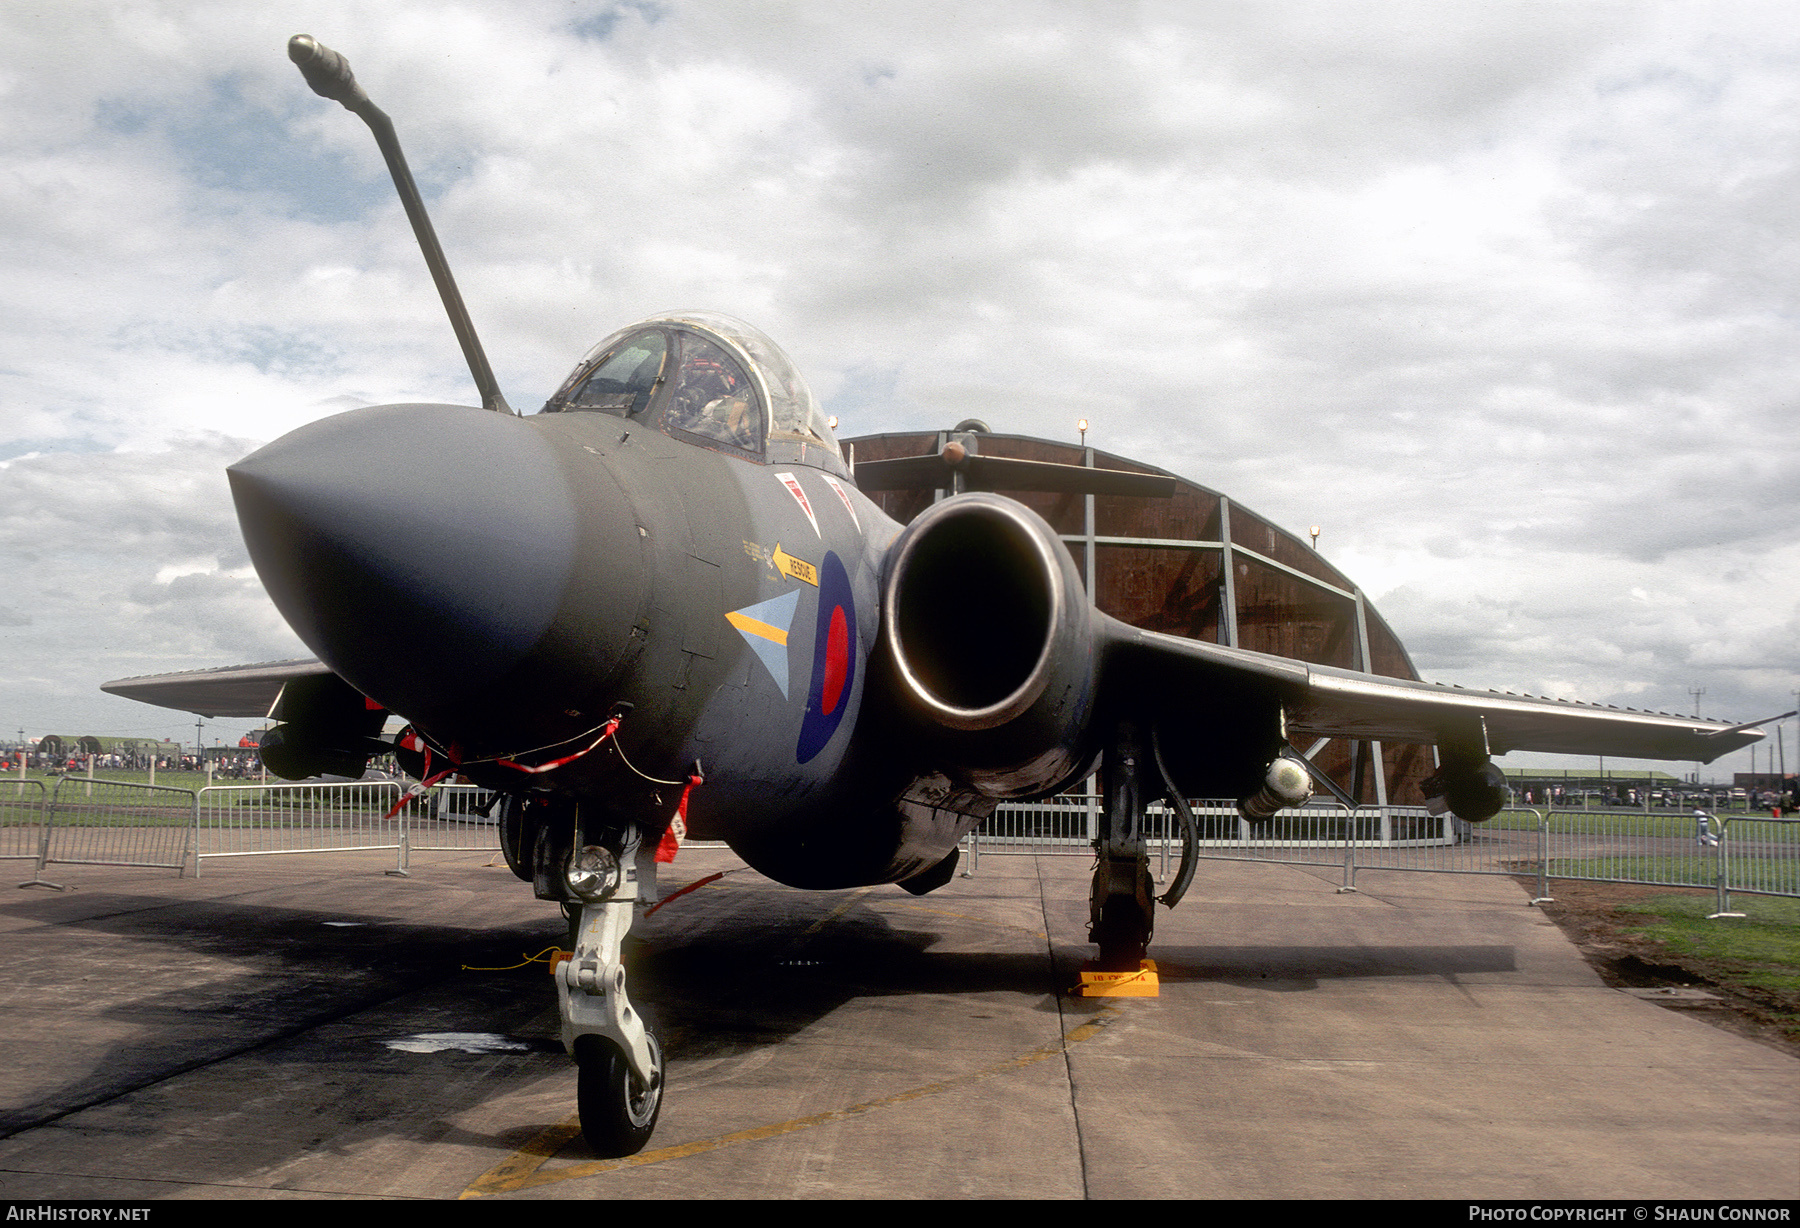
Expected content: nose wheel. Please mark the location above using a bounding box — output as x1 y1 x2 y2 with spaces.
575 1029 663 1156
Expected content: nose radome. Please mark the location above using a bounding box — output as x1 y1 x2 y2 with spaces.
229 402 611 728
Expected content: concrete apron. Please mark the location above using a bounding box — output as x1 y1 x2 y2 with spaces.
0 847 1792 1199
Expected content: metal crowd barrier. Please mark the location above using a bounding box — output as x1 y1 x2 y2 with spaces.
23 777 1793 912
966 799 1800 911
194 781 407 875
36 777 197 884
13 777 501 883
1525 809 1799 915
409 784 502 855
1715 815 1800 908
3 779 49 876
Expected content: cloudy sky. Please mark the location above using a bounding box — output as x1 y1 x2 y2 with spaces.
2 1 1795 779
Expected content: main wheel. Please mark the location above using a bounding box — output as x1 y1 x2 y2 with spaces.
576 1030 663 1157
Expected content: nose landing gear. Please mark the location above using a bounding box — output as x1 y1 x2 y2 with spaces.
556 824 665 1156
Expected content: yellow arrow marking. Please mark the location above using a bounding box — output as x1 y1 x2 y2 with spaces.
771 543 818 586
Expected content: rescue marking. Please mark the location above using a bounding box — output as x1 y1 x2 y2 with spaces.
773 471 820 537
458 1004 1122 1197
725 589 800 699
770 543 818 586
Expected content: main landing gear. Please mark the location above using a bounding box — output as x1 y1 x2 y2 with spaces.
1083 720 1314 993
555 825 664 1156
1087 722 1158 974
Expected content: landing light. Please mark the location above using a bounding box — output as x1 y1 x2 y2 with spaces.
566 845 621 901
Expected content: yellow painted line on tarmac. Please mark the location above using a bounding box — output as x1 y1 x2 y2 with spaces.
796 887 874 940
459 1003 1120 1198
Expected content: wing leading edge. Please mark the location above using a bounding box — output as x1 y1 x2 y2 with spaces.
1103 618 1763 764
99 659 335 719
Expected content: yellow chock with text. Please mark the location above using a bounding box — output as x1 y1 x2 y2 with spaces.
1073 959 1158 997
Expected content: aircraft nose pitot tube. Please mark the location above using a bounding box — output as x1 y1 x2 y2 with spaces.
229 403 647 744
881 493 1099 796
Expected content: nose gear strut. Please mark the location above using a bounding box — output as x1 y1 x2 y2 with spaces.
556 825 664 1155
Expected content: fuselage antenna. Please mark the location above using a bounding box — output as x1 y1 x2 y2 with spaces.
288 34 514 415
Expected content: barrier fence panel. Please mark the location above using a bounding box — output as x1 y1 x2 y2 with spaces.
965 800 1800 910
409 785 503 854
1325 807 1528 881
983 796 1097 853
1526 809 1799 913
1155 804 1462 892
1717 816 1800 907
975 800 1457 860
1525 808 1714 890
2 779 48 869
195 781 406 876
45 777 195 874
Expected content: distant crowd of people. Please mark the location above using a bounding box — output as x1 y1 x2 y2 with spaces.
0 751 265 778
1516 780 1798 814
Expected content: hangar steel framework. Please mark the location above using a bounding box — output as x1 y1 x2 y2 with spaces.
844 429 1435 807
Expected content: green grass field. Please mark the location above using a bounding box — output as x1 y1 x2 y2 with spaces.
1544 855 1798 894
1616 892 1800 995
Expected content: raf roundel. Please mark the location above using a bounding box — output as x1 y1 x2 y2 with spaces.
796 551 856 764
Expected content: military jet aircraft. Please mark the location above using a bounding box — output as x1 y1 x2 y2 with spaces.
101 36 1772 1158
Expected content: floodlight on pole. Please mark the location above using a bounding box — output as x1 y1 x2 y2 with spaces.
1309 525 1321 550
1077 418 1088 447
1689 687 1706 785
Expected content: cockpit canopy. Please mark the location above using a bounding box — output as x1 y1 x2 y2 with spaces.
543 311 845 475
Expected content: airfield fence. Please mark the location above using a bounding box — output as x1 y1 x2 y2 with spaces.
16 777 500 884
968 799 1800 911
20 778 1794 910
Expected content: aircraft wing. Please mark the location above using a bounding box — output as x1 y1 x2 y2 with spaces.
99 659 336 719
1103 618 1764 763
